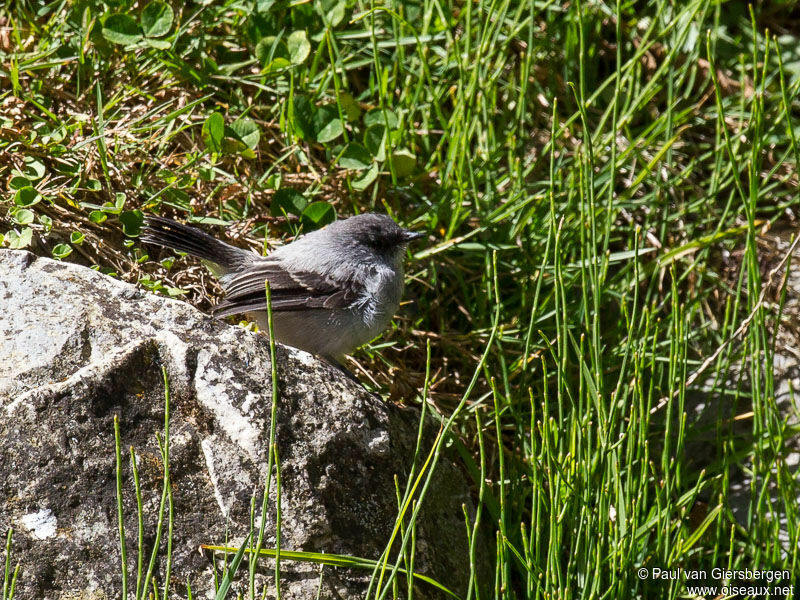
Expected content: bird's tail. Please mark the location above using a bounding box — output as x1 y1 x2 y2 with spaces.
141 216 252 272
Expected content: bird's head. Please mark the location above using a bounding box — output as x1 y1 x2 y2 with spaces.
332 213 424 258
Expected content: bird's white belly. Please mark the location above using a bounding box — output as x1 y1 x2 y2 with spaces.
253 301 395 361
250 262 403 361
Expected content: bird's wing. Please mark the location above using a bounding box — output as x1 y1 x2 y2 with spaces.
213 259 363 318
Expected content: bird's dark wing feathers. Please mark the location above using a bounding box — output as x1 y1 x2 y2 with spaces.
213 259 363 318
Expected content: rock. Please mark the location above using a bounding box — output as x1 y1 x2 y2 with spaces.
0 250 480 599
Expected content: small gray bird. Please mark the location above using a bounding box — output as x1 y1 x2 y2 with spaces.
141 213 423 364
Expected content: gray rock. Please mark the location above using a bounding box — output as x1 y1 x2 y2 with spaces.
0 250 479 599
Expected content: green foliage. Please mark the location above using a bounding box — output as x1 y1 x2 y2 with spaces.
230 118 260 152
102 14 142 46
270 188 307 217
5 228 32 250
286 30 310 65
119 210 143 236
140 2 174 39
102 1 174 48
300 201 336 228
3 0 800 597
201 113 225 153
339 143 372 170
51 243 73 260
2 528 21 599
13 187 41 207
9 208 33 225
313 105 344 144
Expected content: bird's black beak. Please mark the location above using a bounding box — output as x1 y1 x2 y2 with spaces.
402 230 425 242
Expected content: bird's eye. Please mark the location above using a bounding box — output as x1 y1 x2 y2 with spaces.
365 230 390 250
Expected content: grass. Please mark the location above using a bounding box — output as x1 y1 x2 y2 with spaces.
2 0 800 598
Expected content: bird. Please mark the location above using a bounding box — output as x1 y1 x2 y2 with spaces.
140 213 424 365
